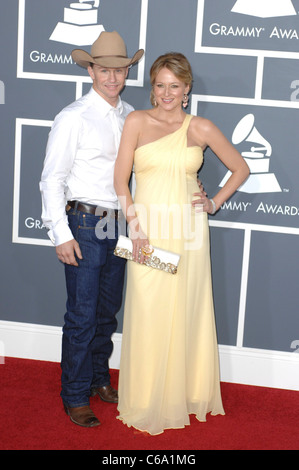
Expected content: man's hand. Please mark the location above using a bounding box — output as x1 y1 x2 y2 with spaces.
56 239 83 266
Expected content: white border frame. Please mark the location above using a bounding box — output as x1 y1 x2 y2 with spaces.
195 0 299 60
195 0 299 104
12 118 53 246
191 94 299 235
17 0 148 88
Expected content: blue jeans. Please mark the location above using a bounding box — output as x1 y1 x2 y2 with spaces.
61 207 126 407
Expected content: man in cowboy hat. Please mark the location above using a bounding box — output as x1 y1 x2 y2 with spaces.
40 31 144 427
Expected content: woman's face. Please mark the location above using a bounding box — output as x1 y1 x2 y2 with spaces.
153 67 189 111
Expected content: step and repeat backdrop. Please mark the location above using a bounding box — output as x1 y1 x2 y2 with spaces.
1 1 299 366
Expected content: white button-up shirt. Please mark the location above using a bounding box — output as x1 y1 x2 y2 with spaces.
40 87 133 246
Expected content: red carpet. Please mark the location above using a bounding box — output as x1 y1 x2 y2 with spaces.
1 357 298 450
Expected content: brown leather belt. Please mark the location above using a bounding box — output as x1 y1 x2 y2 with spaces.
67 200 120 219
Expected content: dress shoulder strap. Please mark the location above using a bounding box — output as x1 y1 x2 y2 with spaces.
182 113 193 130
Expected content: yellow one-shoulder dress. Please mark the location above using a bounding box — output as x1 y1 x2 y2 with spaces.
117 114 225 435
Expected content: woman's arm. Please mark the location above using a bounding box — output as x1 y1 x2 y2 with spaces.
191 117 250 214
114 112 149 262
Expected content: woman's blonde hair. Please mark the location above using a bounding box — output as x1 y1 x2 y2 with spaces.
150 52 193 107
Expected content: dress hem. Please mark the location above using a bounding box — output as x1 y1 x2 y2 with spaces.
117 409 225 436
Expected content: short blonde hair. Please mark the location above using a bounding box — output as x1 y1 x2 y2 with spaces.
150 52 193 106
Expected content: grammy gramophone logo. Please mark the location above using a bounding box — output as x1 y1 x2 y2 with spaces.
220 114 281 194
50 0 104 46
231 0 297 18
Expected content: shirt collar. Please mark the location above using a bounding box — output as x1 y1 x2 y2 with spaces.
89 87 124 117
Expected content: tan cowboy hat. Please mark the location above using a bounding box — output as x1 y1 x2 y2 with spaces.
71 31 144 68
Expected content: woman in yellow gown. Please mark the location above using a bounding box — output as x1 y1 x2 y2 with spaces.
114 53 249 435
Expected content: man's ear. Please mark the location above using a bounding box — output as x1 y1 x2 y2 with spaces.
87 65 95 81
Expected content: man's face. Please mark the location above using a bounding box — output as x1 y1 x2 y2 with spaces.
88 65 128 106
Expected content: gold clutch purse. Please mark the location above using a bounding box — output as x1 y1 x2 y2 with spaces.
114 235 180 274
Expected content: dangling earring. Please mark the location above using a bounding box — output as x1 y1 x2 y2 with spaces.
151 88 157 107
182 94 189 108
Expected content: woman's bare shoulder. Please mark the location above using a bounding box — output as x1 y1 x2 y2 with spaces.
190 115 216 133
125 110 150 133
125 109 152 123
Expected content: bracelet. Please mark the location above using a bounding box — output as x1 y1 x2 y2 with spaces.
210 198 217 215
